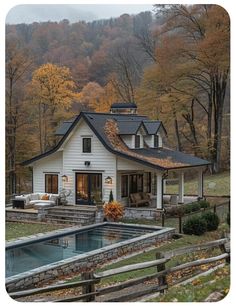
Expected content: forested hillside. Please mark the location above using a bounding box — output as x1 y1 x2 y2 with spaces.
5 5 230 196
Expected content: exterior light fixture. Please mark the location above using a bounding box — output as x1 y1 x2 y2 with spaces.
62 175 68 182
105 176 112 184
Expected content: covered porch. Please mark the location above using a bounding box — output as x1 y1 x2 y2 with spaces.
117 166 205 209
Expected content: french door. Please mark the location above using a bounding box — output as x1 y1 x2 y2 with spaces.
76 173 102 205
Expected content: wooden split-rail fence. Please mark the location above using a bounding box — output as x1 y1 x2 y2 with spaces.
9 238 230 302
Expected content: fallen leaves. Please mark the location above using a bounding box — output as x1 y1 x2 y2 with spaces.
104 119 189 169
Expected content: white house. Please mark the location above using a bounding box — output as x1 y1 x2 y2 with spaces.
22 103 210 209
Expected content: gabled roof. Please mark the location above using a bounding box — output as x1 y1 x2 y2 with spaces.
116 120 148 135
22 112 211 170
143 120 167 135
55 118 76 136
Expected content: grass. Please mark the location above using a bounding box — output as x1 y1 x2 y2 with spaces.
148 265 230 302
67 224 229 286
6 222 65 241
166 171 230 196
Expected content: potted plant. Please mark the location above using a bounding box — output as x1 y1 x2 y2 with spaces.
103 200 124 222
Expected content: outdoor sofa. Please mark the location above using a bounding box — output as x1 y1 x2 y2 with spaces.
129 192 151 207
13 193 59 209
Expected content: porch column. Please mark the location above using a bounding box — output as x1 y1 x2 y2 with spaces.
198 168 203 198
156 172 162 209
178 171 184 204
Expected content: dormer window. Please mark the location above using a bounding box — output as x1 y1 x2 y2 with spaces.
154 135 159 148
83 138 91 153
135 135 141 148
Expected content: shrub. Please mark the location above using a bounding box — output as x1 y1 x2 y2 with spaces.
103 201 124 222
201 211 220 231
168 206 184 217
199 200 210 209
183 216 207 235
108 190 114 203
184 205 193 214
191 202 201 212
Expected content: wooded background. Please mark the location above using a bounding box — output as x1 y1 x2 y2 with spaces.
5 5 230 198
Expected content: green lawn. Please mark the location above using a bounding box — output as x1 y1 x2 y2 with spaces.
166 171 230 196
6 222 65 241
68 224 229 287
148 265 230 302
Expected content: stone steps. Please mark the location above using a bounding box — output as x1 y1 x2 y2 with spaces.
43 206 96 226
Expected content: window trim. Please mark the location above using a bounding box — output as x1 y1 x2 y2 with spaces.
121 175 129 198
82 137 92 153
45 174 58 194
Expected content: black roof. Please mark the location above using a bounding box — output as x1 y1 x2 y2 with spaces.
55 118 76 136
22 111 210 170
143 120 167 135
111 102 137 109
132 148 210 168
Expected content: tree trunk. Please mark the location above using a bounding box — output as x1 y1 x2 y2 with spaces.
174 113 182 151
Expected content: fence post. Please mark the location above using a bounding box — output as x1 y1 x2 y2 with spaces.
178 216 182 233
81 272 95 302
218 237 230 264
213 204 216 214
156 252 167 294
161 212 165 227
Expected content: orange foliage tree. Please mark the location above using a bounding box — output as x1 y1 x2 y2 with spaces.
103 201 124 222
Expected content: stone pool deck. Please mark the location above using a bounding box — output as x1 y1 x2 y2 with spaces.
6 222 175 292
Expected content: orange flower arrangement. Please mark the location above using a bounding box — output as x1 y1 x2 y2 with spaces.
103 201 124 222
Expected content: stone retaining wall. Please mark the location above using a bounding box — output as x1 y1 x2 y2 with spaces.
6 210 39 222
6 223 174 292
124 208 162 220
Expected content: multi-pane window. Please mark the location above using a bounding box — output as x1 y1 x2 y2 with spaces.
143 172 151 193
45 174 58 194
135 135 141 148
83 138 91 153
121 175 128 197
129 174 143 193
154 135 159 148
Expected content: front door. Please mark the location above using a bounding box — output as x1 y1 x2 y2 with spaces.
76 173 102 205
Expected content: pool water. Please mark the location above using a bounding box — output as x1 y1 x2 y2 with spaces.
6 224 156 277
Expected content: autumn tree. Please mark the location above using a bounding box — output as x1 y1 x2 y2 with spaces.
109 38 144 102
29 63 79 152
79 81 119 112
140 4 229 171
6 38 33 198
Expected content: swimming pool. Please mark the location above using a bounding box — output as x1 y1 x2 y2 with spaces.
6 222 175 292
6 224 155 277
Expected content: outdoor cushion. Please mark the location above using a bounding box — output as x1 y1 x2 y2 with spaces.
30 194 39 201
133 193 142 201
41 194 49 200
30 200 55 205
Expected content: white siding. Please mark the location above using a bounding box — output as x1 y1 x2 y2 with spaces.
121 135 134 148
157 133 163 147
144 135 153 147
33 152 63 193
117 156 153 171
62 119 117 204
